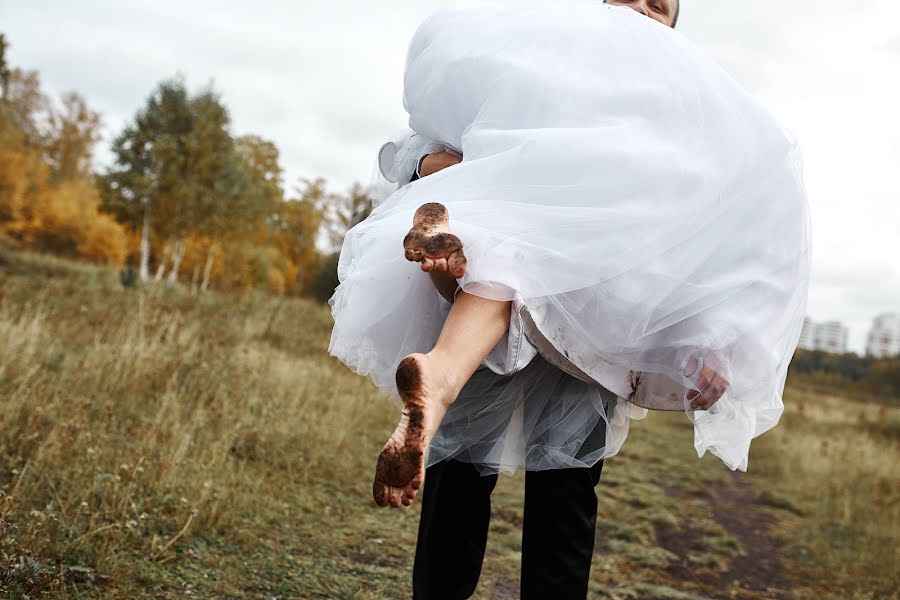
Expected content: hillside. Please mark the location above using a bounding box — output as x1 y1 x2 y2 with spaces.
0 248 897 599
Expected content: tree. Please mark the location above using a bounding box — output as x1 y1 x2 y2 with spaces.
2 68 48 147
191 149 254 291
102 79 192 279
102 79 243 284
0 34 11 101
162 89 237 285
0 39 100 182
0 41 126 265
311 252 340 303
182 126 286 291
44 92 102 182
269 180 323 294
199 137 325 295
307 179 373 252
0 120 50 232
195 134 281 291
236 134 284 205
101 79 312 291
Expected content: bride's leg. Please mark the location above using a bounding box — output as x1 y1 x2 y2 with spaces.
373 292 511 508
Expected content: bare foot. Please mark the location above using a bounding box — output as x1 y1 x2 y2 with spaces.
373 353 456 508
403 203 467 279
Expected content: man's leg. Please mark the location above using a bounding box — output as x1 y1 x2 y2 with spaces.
413 459 498 600
520 460 604 599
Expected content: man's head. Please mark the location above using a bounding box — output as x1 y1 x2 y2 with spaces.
603 0 679 28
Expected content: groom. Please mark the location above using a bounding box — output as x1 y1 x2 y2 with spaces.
401 2 688 598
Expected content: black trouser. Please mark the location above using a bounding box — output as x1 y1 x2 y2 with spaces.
412 458 604 600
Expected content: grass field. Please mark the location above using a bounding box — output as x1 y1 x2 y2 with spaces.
1 248 898 599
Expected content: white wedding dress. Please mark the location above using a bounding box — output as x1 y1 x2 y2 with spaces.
329 1 811 473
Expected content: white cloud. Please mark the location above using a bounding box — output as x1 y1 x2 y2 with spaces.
4 0 898 352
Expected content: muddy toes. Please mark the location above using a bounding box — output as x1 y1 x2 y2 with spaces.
403 231 464 260
373 482 389 507
403 203 467 278
401 486 417 506
447 249 467 279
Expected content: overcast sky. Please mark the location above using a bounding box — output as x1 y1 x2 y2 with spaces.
3 0 899 352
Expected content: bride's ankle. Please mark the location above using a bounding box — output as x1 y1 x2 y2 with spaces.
421 350 465 405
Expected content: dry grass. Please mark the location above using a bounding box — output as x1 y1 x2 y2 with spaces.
748 390 900 599
0 247 897 599
0 248 400 598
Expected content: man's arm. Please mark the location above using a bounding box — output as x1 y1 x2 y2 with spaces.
415 150 462 180
379 131 445 185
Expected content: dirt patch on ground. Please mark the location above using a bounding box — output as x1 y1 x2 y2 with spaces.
489 576 519 599
710 474 792 599
656 473 792 599
348 551 402 569
492 507 523 528
594 520 611 555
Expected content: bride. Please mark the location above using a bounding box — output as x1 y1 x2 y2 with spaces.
329 0 811 508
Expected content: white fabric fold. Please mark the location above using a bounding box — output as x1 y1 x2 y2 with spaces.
330 1 811 472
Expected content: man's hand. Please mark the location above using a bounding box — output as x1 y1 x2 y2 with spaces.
683 353 729 410
419 151 462 178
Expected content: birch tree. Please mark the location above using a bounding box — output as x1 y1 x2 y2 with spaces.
182 91 247 287
101 79 192 281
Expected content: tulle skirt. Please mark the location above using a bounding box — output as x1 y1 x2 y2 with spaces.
329 1 811 472
433 356 624 475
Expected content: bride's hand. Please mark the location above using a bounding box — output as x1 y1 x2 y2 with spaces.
682 353 729 411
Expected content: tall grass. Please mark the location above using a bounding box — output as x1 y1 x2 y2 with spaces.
749 390 900 599
1 248 897 599
0 249 395 597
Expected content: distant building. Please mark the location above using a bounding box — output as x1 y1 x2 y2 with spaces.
798 317 849 354
798 317 815 350
866 313 900 358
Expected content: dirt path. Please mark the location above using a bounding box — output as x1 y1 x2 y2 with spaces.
656 472 793 599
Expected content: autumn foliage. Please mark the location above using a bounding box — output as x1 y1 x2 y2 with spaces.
0 33 371 296
0 54 128 264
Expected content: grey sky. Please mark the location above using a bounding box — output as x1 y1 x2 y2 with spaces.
3 0 899 352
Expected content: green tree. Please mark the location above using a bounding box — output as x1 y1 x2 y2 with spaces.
163 88 237 285
0 34 11 101
311 252 340 303
188 131 287 291
102 78 193 280
102 79 245 285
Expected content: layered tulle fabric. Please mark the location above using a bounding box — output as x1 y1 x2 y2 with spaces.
330 1 811 472
432 357 625 475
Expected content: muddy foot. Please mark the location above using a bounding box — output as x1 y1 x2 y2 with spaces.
373 354 454 508
403 203 467 279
